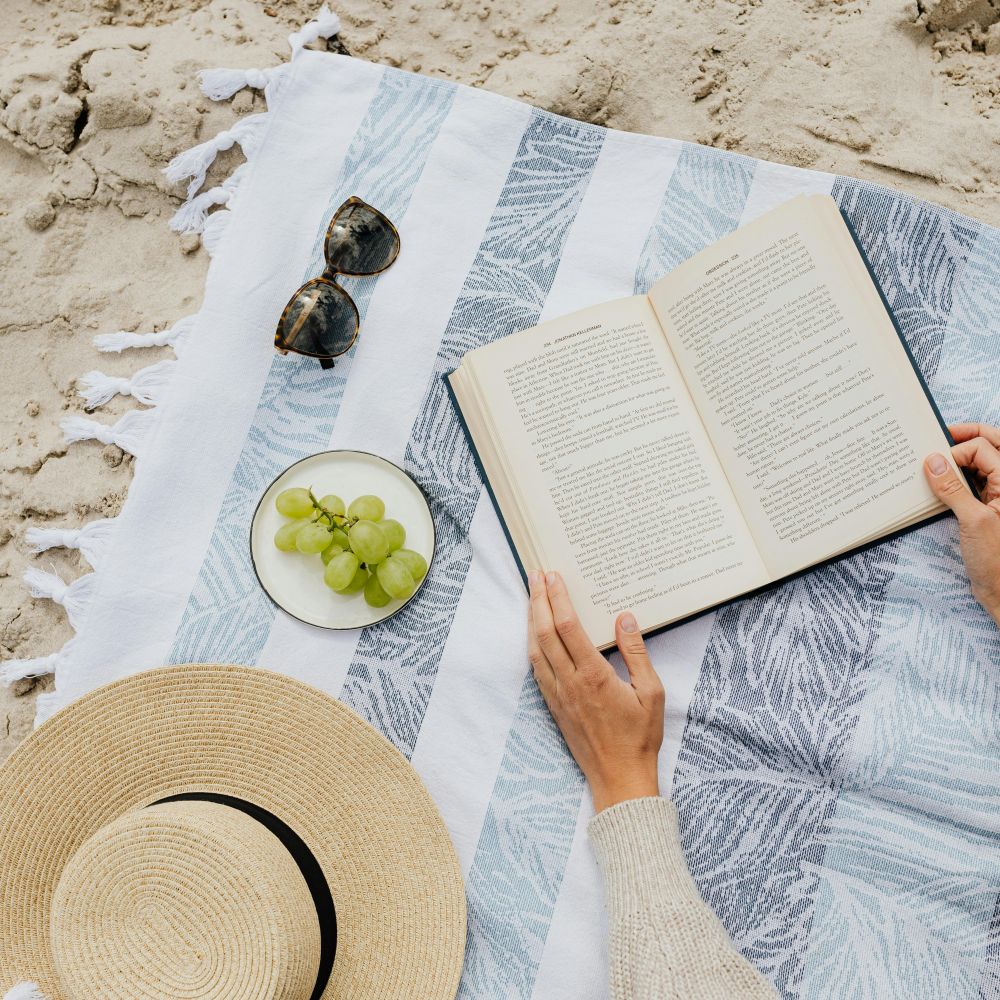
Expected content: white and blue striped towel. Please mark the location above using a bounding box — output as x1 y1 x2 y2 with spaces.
12 8 1000 998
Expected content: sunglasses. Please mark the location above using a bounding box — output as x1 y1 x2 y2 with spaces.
275 196 400 369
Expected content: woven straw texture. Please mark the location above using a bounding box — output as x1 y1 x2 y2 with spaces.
0 663 466 999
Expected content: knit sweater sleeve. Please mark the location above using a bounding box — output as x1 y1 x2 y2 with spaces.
588 796 778 1000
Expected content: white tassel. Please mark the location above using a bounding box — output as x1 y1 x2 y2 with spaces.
169 159 248 235
78 360 175 408
94 314 197 354
0 638 77 686
23 569 95 632
26 518 115 569
2 652 58 683
198 66 274 101
202 209 232 257
3 983 51 1000
288 5 341 54
169 186 230 234
61 408 157 459
163 113 269 198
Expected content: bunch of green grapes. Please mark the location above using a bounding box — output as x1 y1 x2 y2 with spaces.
272 487 428 608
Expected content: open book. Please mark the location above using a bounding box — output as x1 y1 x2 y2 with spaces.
447 194 960 649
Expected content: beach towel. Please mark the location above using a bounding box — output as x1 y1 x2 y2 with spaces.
9 8 1000 998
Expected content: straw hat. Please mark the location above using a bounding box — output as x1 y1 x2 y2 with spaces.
0 663 467 1000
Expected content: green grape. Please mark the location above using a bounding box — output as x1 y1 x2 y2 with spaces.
319 529 351 564
317 494 346 517
364 572 391 608
377 557 416 601
342 566 368 594
324 551 360 591
393 548 428 583
274 519 308 552
295 522 333 554
349 519 389 566
379 518 405 552
275 487 314 519
348 494 385 522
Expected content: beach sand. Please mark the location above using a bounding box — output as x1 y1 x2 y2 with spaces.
2 0 999 760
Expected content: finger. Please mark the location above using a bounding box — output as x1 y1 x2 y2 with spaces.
529 570 574 677
527 597 556 696
924 452 983 522
544 570 600 667
615 612 664 708
949 423 1000 448
950 437 1000 479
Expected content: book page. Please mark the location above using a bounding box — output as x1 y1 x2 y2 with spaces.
649 194 951 579
455 295 768 647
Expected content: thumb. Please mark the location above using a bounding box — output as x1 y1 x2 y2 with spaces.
924 452 982 522
615 612 662 700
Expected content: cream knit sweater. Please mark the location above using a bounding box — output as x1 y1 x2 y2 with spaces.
588 796 778 999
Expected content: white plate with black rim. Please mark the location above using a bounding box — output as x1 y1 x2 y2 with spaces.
250 450 435 629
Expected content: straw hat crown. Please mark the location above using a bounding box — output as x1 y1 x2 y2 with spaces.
51 800 321 999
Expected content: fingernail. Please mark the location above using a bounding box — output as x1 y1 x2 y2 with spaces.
546 571 559 588
620 612 638 633
928 453 948 475
528 570 542 592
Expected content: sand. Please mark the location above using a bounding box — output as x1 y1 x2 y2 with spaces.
2 0 999 761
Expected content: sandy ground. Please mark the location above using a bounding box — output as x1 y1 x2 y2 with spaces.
2 0 999 761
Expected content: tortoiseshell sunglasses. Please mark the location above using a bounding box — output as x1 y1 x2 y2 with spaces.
275 196 400 369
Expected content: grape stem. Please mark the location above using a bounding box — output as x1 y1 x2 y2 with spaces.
308 487 359 531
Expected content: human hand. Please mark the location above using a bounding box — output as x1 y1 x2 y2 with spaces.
527 570 665 813
924 422 1000 625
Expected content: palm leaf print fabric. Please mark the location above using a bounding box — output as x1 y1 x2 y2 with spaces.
39 48 1000 1000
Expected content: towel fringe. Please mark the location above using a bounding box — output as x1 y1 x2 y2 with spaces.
26 518 116 570
61 408 157 458
163 112 269 198
288 4 342 54
196 5 337 106
18 2 345 756
78 359 175 409
198 65 276 101
169 4 340 240
93 314 197 354
2 982 51 1000
169 185 231 234
1 640 77 686
24 568 95 632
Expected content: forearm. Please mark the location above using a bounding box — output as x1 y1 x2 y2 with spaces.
589 797 778 1000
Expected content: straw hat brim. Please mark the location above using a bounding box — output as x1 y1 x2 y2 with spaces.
0 663 467 999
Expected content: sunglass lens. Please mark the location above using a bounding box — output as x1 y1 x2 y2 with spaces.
276 279 359 359
325 199 400 276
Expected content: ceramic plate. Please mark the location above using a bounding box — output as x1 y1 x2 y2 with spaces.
250 450 435 629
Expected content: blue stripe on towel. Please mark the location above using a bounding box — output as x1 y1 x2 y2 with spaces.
671 180 980 998
338 110 605 751
798 211 1000 1000
167 70 454 666
633 143 757 294
457 143 756 1000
